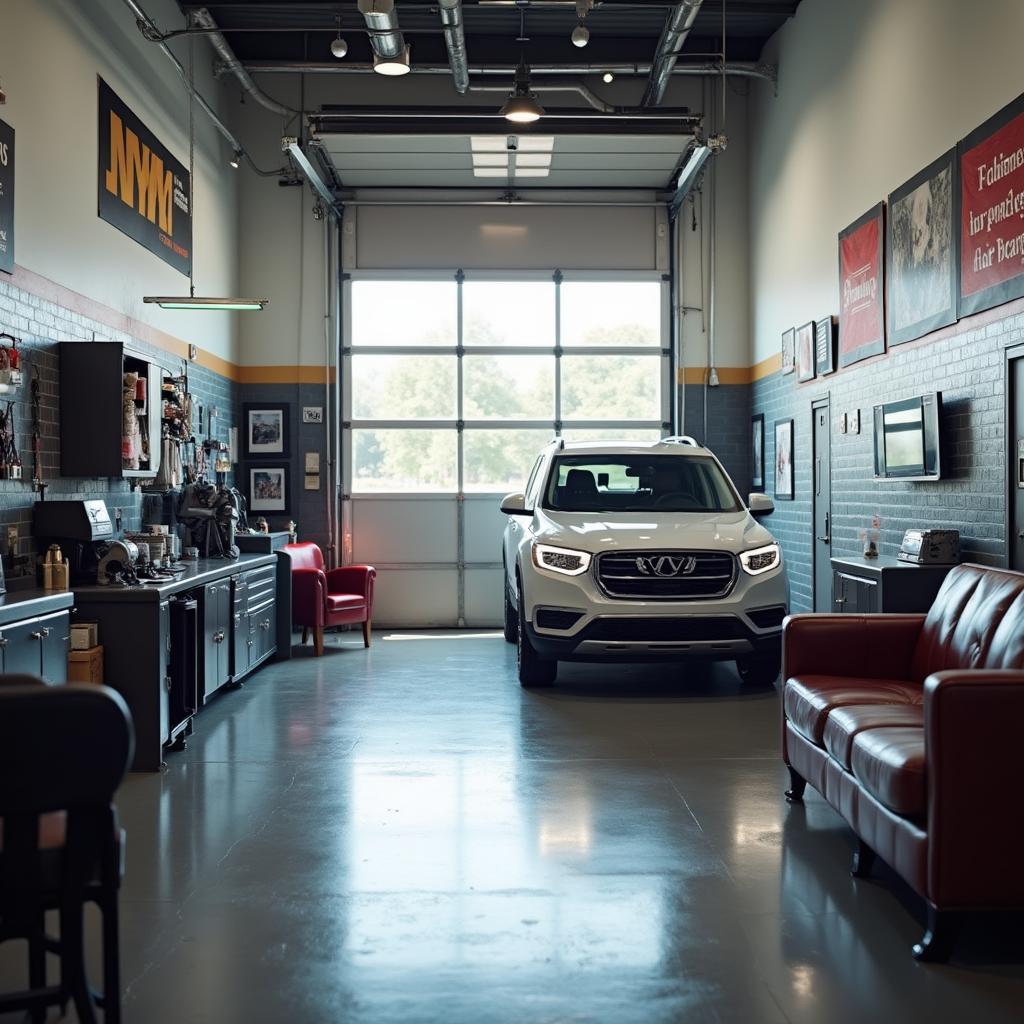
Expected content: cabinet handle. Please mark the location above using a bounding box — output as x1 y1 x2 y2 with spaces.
0 637 7 648
213 630 225 643
165 675 172 693
30 628 51 640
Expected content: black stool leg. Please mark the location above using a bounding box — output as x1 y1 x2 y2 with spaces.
100 886 122 1024
28 911 46 1024
60 901 97 1024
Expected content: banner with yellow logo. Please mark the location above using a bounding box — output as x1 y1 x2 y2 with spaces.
98 77 191 276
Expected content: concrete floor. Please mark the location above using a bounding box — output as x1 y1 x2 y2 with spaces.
4 630 1024 1022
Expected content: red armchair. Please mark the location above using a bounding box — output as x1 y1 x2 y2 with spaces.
283 543 376 656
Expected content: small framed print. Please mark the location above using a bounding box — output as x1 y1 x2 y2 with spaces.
248 465 289 514
302 406 324 424
781 328 796 375
796 321 816 383
304 451 320 474
244 404 288 457
774 418 794 501
814 316 836 376
751 414 765 491
304 474 320 491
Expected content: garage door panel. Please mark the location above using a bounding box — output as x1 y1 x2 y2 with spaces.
373 570 459 627
463 496 511 565
464 568 504 627
351 498 458 564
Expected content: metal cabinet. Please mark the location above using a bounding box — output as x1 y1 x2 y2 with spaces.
0 610 70 682
833 571 879 613
231 564 276 681
831 556 953 615
202 580 233 701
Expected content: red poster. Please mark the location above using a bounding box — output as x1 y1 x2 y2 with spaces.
838 203 886 367
960 94 1024 315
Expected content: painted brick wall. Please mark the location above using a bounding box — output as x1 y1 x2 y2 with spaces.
237 382 335 553
752 305 1020 614
0 274 235 577
684 382 752 492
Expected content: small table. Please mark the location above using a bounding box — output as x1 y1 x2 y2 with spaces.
830 554 955 614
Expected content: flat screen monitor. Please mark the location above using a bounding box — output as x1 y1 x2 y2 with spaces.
873 393 942 481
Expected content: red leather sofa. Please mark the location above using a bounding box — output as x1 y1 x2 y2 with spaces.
782 562 1024 961
283 543 376 656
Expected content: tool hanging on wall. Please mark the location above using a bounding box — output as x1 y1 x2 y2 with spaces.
0 401 22 479
31 368 43 490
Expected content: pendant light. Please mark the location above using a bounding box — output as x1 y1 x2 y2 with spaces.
500 9 544 124
143 28 268 313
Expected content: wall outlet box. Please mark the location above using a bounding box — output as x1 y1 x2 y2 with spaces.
849 409 860 434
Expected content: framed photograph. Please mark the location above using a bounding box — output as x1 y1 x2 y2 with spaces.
888 148 958 345
781 328 796 375
244 404 288 457
814 316 836 376
838 203 886 367
248 465 289 514
751 414 765 491
796 321 816 382
302 406 324 424
774 418 794 501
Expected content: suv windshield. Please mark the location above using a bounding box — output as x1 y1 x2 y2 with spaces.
543 454 742 513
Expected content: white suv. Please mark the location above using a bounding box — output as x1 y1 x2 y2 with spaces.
501 437 788 688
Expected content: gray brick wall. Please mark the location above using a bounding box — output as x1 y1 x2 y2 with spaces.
0 275 236 576
752 309 1018 614
683 382 751 492
237 382 335 553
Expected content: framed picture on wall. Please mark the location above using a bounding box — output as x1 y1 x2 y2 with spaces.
244 403 289 457
774 418 794 500
751 414 765 491
838 202 886 367
781 328 796 375
248 465 290 514
796 321 816 382
887 148 958 345
814 316 836 376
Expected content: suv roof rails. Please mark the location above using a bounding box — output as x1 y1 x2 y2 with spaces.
662 435 700 447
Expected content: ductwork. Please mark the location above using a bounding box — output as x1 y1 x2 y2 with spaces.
438 0 469 95
357 0 406 61
192 8 296 118
642 0 704 107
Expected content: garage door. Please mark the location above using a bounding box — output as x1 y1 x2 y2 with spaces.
341 271 670 626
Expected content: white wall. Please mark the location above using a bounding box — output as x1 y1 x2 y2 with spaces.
233 72 751 368
749 0 1024 364
0 0 239 360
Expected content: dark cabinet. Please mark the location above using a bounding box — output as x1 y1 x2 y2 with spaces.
0 610 70 682
59 342 164 479
231 564 277 681
201 580 233 701
831 555 953 614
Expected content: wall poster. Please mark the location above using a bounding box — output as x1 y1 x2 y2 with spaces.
838 203 886 367
888 149 958 344
97 77 191 276
0 118 13 275
959 92 1024 317
814 316 836 376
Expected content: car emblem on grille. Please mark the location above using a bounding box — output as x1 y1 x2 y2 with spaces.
636 555 698 577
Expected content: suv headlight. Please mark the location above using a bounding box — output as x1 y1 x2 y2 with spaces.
740 543 781 576
532 543 592 577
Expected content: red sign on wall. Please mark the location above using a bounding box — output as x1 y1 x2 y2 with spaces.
838 203 886 367
960 94 1024 316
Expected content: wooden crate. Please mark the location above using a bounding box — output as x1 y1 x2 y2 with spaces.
68 645 104 685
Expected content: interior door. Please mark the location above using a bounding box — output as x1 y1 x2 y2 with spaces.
812 399 832 612
1012 352 1024 570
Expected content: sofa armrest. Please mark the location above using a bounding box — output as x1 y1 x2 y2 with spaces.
326 566 376 604
924 669 1024 910
783 613 926 682
291 567 327 628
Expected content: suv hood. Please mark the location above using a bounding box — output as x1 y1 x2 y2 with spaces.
533 509 775 554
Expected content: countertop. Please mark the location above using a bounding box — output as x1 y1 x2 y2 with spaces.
0 587 75 627
72 553 277 603
831 553 958 573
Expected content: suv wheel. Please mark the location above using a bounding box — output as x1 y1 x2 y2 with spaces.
735 652 781 687
503 582 518 644
517 589 556 688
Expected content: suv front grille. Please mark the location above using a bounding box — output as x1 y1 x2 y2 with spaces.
597 550 736 600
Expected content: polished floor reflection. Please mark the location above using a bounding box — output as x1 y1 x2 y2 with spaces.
4 631 1024 1022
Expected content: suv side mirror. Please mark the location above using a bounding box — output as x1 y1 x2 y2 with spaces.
748 493 774 517
500 492 532 516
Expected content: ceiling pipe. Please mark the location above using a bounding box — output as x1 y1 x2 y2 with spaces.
234 60 775 85
192 7 296 117
642 0 704 107
357 0 407 60
438 0 470 95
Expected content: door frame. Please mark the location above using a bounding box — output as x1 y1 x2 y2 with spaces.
1005 344 1024 568
811 395 832 612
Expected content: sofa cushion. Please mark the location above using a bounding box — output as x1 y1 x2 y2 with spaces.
850 726 926 818
784 675 923 746
326 594 366 612
823 704 924 770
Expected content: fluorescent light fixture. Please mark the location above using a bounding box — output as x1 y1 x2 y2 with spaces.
517 135 554 151
514 168 550 177
144 296 269 311
516 153 552 167
471 136 508 151
472 152 508 166
473 167 509 178
372 45 411 76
